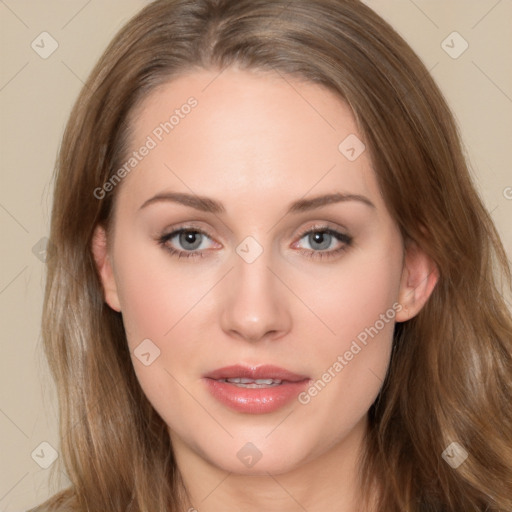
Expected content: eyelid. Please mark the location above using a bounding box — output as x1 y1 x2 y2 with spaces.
159 225 220 248
159 221 348 243
294 221 348 236
292 221 352 244
158 221 353 260
159 222 217 242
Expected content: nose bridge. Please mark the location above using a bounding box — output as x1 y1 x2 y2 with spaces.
219 242 292 341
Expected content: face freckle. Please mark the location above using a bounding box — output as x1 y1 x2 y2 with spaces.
97 66 409 479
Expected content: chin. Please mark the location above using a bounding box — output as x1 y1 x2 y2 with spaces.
197 433 313 476
214 450 303 476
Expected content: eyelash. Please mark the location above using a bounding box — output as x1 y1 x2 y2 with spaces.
157 224 353 261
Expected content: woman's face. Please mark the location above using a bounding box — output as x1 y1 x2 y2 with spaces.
94 67 432 476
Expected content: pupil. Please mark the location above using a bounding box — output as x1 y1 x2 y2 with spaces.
310 232 331 250
180 231 202 250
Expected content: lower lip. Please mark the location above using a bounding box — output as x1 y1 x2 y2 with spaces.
204 378 310 414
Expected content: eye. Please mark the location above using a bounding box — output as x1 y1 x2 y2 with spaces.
158 228 217 259
292 225 353 260
157 224 353 261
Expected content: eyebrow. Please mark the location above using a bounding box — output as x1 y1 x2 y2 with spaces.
138 191 375 214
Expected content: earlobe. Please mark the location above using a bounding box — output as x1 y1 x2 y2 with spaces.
91 225 121 312
395 241 439 322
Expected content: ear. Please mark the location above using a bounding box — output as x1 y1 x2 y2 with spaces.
395 240 439 322
91 224 121 312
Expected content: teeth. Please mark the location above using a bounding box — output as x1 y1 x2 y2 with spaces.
254 379 277 385
221 377 283 387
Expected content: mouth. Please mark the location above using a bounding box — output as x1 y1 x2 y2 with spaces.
203 364 309 382
203 364 310 414
216 377 284 388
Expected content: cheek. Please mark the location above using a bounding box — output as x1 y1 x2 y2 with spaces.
110 234 221 409
112 233 214 345
111 240 211 424
289 238 403 352
289 243 403 440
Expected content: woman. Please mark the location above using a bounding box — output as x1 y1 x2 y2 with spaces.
31 0 512 511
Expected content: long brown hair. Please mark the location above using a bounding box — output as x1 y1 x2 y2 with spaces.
31 0 512 510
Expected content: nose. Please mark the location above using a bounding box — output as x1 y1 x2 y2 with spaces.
219 251 292 343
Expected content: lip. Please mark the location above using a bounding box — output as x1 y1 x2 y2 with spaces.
203 364 310 414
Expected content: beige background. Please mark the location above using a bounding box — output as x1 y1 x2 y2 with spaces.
0 1 511 510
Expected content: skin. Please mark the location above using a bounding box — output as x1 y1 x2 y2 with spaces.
93 67 438 512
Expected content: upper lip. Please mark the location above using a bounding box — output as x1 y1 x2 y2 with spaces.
204 364 309 382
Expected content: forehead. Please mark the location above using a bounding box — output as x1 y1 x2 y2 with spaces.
116 67 383 216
